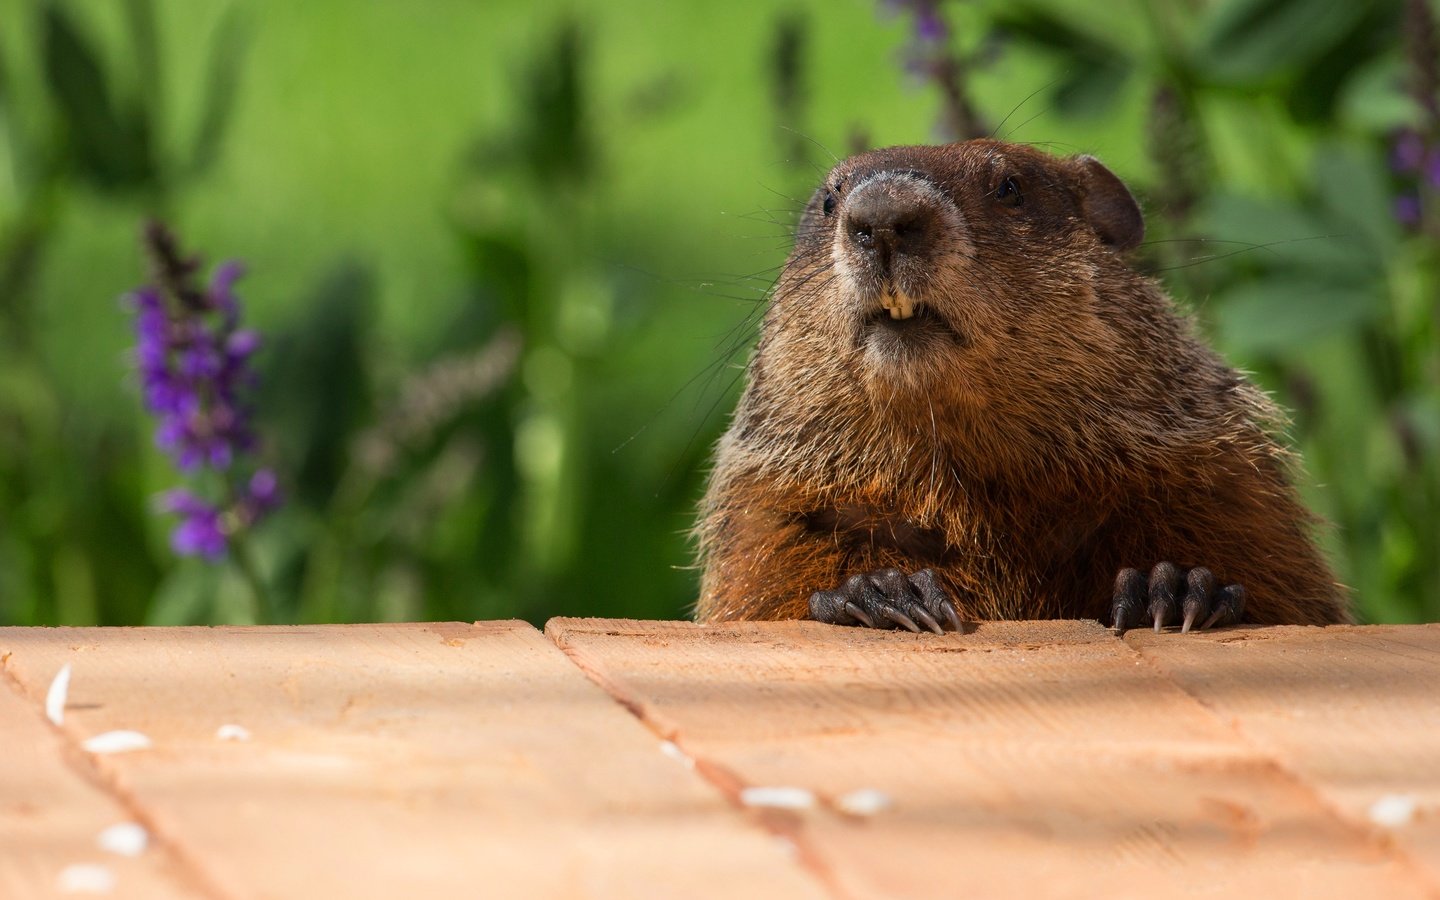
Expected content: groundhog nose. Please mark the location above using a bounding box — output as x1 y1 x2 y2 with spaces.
841 175 937 269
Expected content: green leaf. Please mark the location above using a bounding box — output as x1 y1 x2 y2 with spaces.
520 20 590 183
40 3 154 189
1312 141 1400 253
1398 392 1440 455
991 5 1122 56
1052 59 1130 119
121 0 161 115
1337 55 1423 132
1282 0 1401 122
0 36 9 106
991 6 1132 118
1214 277 1379 354
1191 194 1379 275
191 6 249 176
1198 0 1376 84
259 260 375 508
145 563 218 625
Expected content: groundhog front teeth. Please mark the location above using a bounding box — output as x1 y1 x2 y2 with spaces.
883 291 916 320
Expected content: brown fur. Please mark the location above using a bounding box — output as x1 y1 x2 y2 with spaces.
695 140 1350 627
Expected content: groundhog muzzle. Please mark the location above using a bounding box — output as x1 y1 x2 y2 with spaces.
695 139 1350 634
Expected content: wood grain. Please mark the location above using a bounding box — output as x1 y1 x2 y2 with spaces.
0 657 201 899
0 623 824 900
1128 623 1440 891
547 618 1433 899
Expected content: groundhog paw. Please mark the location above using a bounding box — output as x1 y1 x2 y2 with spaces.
809 568 962 635
1110 562 1246 635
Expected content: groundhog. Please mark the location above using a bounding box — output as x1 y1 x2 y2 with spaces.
695 139 1350 634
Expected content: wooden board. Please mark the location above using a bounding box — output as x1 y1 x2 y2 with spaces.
7 619 1437 899
1127 624 1440 887
0 658 200 899
0 623 824 900
547 618 1435 899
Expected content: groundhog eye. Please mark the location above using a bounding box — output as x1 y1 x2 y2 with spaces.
995 176 1024 208
822 191 837 217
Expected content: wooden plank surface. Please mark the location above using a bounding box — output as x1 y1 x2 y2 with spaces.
5 619 1437 899
0 623 824 900
1127 624 1440 885
0 660 200 899
547 618 1436 899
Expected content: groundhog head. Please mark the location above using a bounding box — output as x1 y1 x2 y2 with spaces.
771 140 1145 403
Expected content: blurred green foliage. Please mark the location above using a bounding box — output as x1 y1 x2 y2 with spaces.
0 0 1435 626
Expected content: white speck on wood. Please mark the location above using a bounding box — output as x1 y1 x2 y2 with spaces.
81 731 152 755
772 835 799 858
57 863 115 894
1368 793 1419 828
659 740 694 769
836 788 893 816
46 663 72 726
96 822 148 857
215 723 252 742
739 786 815 810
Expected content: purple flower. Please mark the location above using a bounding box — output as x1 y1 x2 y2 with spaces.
126 223 281 564
1388 127 1436 230
238 468 283 525
1391 129 1426 173
160 490 228 560
1395 194 1423 227
227 329 261 359
127 260 261 473
914 7 947 43
210 260 245 326
877 0 985 140
1425 147 1440 190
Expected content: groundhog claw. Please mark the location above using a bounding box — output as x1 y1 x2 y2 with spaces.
910 605 943 634
881 608 923 633
1110 563 1246 635
842 601 874 628
809 568 961 635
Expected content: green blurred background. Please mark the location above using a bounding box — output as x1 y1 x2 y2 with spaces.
1 0 1436 626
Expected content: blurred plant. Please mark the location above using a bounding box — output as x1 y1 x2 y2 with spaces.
1390 0 1440 235
291 322 522 624
881 0 989 140
413 17 715 624
1143 83 1210 276
277 19 621 625
770 12 812 168
0 1 248 626
126 223 279 618
2 1 247 352
443 19 608 622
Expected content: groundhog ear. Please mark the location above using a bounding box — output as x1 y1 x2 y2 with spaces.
1072 155 1144 252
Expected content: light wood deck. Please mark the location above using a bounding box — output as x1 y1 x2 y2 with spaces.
2 620 1437 898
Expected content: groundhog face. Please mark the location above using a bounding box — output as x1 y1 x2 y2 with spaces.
779 139 1143 396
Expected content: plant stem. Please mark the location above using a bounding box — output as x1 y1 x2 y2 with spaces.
227 531 269 624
